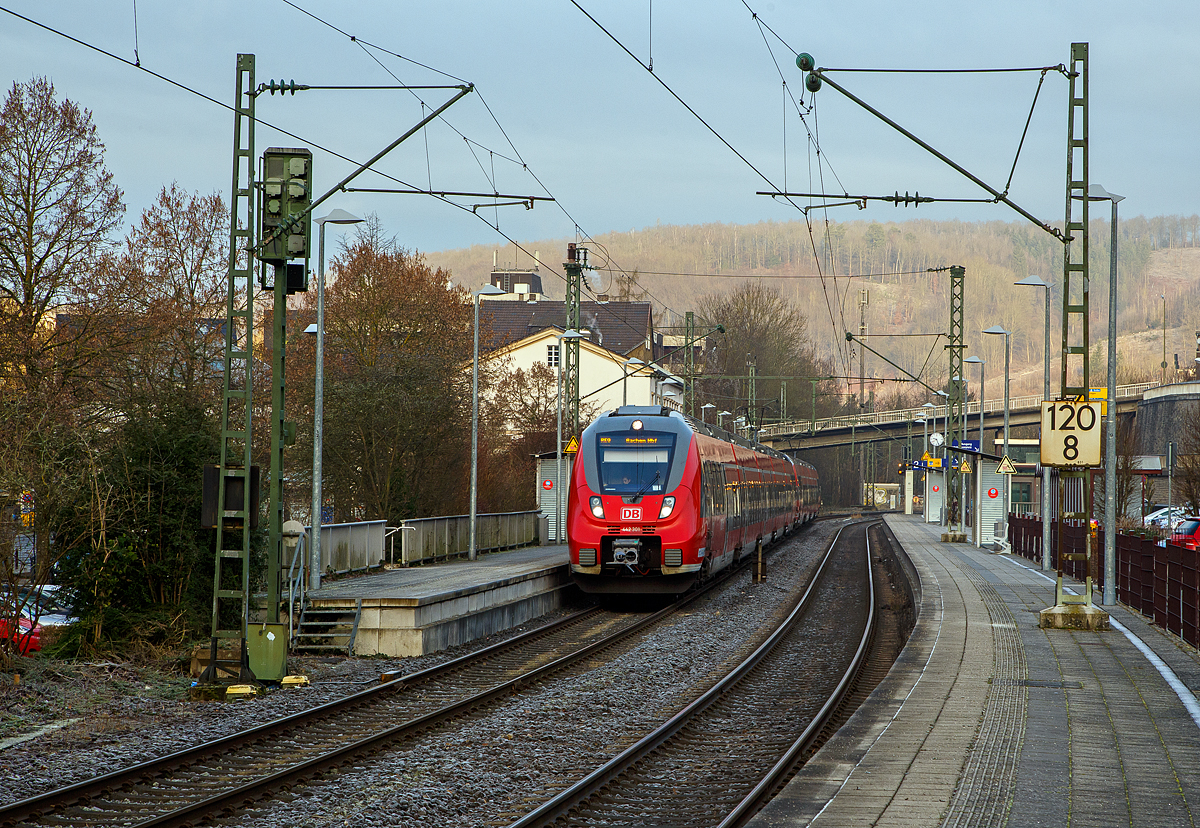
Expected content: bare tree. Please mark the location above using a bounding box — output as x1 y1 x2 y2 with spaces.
1177 401 1200 516
696 281 833 426
0 78 126 658
288 217 475 523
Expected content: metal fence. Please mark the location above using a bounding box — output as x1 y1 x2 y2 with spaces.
303 511 541 573
304 520 388 575
759 381 1156 438
1009 515 1199 648
394 510 540 566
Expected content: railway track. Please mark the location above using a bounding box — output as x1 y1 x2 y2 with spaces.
0 531 807 828
508 519 878 828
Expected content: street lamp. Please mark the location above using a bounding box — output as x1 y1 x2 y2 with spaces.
1089 183 1124 604
984 325 1012 550
921 402 935 453
1016 274 1052 570
309 208 363 592
718 410 731 430
469 283 507 562
965 356 984 546
623 357 644 406
701 402 715 424
555 330 585 544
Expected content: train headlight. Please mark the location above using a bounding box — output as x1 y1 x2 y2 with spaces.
589 496 605 518
658 496 676 519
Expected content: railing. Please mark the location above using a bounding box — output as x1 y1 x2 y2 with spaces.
286 535 307 646
1009 515 1200 648
395 510 540 566
759 381 1157 439
1010 502 1040 517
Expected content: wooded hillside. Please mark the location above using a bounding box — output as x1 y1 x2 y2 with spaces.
429 215 1200 402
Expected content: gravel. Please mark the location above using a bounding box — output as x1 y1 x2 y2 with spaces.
1 519 844 827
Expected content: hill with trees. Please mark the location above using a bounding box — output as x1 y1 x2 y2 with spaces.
429 215 1200 403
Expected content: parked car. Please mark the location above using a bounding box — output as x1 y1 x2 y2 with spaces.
1144 506 1188 531
20 585 76 627
0 615 41 654
1172 518 1200 551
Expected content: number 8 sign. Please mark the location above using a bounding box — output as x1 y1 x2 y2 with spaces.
1040 401 1102 466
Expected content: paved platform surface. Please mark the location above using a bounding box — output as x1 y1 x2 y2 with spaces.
750 514 1200 828
309 543 569 605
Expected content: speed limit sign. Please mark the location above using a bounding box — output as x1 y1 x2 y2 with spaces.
1040 401 1101 466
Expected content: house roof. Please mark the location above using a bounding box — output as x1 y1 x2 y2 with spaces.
481 299 652 356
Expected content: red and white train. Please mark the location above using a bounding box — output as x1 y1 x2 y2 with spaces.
567 405 820 595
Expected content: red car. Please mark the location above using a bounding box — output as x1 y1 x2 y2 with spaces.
0 615 42 654
1172 518 1200 551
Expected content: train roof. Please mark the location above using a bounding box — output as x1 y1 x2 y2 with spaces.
598 406 800 466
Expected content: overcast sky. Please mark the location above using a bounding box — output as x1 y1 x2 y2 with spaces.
3 1 1197 258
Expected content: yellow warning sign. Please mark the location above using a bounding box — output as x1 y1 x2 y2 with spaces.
564 436 580 454
921 452 933 462
996 454 1018 475
959 460 972 473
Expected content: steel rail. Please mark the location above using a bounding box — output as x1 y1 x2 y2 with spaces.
2 535 788 828
0 603 603 826
717 523 878 827
507 520 876 828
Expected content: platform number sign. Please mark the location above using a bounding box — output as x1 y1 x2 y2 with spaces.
1040 401 1101 467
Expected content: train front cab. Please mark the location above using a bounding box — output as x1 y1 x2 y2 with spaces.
568 408 706 595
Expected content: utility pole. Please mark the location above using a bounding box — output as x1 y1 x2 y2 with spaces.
859 288 868 506
747 355 757 439
946 265 965 531
202 55 259 685
564 244 584 435
1041 42 1106 628
685 311 695 417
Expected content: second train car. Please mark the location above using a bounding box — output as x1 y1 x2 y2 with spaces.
567 405 820 594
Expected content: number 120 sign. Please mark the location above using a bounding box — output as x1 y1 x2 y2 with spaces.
1040 401 1101 466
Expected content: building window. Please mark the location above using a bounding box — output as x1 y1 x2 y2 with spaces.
547 344 560 367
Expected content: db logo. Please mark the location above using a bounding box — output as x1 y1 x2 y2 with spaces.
621 507 641 521
542 479 553 491
988 487 999 499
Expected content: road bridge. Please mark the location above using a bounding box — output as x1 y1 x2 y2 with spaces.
758 382 1154 453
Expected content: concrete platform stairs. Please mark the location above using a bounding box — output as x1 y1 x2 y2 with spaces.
291 599 362 656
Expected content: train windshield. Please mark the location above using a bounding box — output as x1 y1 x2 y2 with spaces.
597 432 675 494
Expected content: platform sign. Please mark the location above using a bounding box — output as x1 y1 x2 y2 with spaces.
1040 401 1101 467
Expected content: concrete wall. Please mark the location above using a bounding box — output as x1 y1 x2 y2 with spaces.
1136 382 1200 456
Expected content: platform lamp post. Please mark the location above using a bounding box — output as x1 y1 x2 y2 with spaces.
623 358 644 406
701 402 715 424
305 209 363 593
1089 183 1124 604
984 326 1012 550
469 283 507 562
555 330 585 544
718 410 731 430
965 356 985 547
1016 274 1053 570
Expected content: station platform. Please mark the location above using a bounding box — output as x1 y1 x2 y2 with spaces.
751 513 1200 827
306 543 571 657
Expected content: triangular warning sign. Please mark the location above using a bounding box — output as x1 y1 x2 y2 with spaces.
564 436 580 454
996 454 1018 474
959 460 972 473
922 452 933 462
